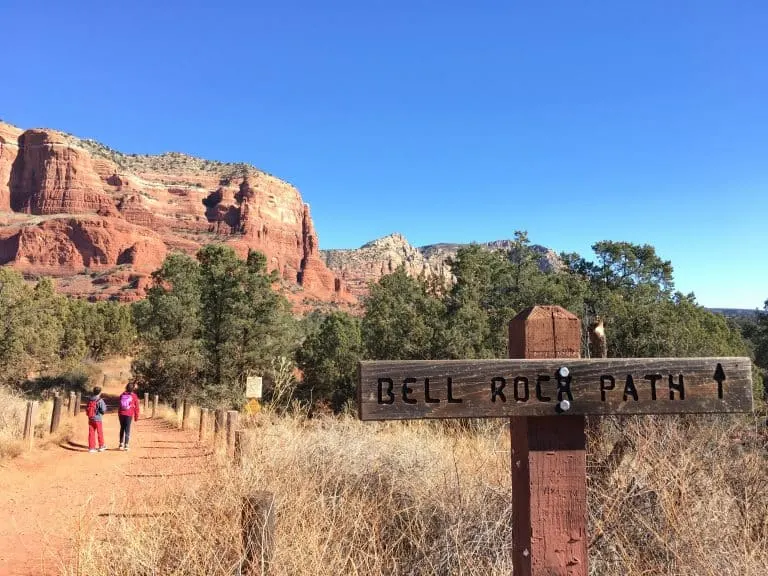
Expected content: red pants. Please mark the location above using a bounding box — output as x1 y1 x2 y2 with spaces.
88 420 104 449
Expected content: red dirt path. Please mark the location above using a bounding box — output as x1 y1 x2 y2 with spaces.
0 397 210 576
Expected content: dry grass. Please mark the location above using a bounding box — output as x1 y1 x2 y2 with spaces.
588 414 768 576
0 385 27 460
70 411 768 575
0 386 77 461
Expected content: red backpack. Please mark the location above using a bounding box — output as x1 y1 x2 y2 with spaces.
86 398 99 419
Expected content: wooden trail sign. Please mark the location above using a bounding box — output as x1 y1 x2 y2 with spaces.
357 357 753 420
356 305 755 576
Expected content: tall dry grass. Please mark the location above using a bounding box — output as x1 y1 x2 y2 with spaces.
0 385 76 460
0 385 27 459
588 414 768 575
71 411 767 576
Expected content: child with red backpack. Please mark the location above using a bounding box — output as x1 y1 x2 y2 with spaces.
86 387 108 453
118 383 140 451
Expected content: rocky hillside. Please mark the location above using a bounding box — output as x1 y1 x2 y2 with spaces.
0 121 352 306
321 233 560 296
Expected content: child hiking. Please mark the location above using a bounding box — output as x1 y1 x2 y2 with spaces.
86 387 108 453
118 383 140 451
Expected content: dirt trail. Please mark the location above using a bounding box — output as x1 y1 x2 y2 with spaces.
0 392 212 576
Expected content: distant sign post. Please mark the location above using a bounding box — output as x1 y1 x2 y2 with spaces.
245 376 263 414
357 306 753 576
246 376 263 399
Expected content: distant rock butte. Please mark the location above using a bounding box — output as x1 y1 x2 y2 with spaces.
0 121 352 305
321 233 561 297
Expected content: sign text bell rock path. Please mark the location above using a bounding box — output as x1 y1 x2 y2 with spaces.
357 357 752 419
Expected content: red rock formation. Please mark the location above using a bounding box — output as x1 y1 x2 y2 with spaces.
0 120 352 306
298 205 345 299
0 123 22 211
116 194 160 229
7 217 167 274
9 130 115 215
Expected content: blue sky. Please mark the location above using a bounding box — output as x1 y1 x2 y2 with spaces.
2 1 767 308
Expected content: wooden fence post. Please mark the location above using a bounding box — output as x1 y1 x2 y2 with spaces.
234 429 244 467
226 410 239 452
508 305 587 576
173 397 180 424
242 490 275 576
144 392 149 414
214 409 226 447
69 391 77 417
152 394 158 418
199 408 209 442
50 394 63 434
182 401 191 430
23 401 38 450
73 393 81 417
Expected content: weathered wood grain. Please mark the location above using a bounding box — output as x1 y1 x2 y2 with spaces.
50 394 63 433
358 357 753 420
199 408 209 442
512 415 587 575
242 490 275 576
509 304 586 576
23 401 38 451
214 409 226 446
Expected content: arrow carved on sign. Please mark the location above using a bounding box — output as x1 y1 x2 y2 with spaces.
713 363 726 399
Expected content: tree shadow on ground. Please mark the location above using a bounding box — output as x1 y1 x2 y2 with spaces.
125 471 202 478
139 452 213 459
97 512 170 518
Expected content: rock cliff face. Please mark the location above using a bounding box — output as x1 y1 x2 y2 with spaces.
321 233 561 297
0 121 351 305
0 123 23 212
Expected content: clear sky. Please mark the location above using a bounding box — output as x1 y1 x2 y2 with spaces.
2 1 766 308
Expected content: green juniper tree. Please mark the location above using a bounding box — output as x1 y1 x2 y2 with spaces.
132 245 294 407
361 266 446 360
296 311 363 410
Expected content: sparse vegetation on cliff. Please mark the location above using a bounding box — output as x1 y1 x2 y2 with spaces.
77 136 278 181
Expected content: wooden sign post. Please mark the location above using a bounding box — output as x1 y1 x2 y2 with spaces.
357 306 753 575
